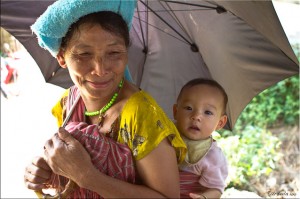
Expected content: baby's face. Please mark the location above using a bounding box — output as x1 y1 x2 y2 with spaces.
174 84 226 141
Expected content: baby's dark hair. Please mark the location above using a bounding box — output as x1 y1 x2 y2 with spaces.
61 11 130 50
177 78 228 114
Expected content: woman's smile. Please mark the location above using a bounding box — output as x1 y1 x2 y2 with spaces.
86 79 112 89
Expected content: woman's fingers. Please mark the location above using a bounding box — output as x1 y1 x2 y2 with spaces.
24 172 48 190
26 162 51 180
43 132 73 176
55 128 79 148
32 156 52 171
24 179 46 190
24 156 52 190
42 129 93 184
58 127 69 140
44 137 54 154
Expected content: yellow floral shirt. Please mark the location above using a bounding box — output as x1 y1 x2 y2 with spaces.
51 89 186 163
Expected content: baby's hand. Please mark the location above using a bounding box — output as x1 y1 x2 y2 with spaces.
189 193 207 199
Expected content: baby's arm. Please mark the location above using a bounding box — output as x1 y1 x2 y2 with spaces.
189 188 222 199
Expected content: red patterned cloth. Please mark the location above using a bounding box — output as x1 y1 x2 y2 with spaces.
49 86 135 198
180 171 203 198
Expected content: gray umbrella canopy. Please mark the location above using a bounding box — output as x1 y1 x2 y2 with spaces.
1 0 299 129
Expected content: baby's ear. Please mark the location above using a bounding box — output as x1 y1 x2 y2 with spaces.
216 115 228 130
56 50 67 68
173 104 178 120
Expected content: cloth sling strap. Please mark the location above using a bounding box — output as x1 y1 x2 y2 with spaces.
43 87 135 198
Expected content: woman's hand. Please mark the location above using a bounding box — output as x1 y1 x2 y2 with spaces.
24 156 52 190
43 127 93 186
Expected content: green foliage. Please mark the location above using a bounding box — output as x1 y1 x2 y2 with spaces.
217 126 282 190
235 75 299 130
218 73 299 192
218 42 299 193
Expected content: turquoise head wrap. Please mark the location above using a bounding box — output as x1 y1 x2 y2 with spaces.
31 0 137 81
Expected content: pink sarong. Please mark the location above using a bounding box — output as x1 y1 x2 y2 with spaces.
48 86 135 198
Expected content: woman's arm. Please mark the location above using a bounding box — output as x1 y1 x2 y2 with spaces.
84 138 180 198
45 128 180 198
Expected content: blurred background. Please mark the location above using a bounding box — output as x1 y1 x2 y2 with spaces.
1 0 299 198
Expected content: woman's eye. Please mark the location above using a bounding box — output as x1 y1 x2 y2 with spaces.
108 51 120 56
106 51 126 60
71 52 91 59
78 52 92 57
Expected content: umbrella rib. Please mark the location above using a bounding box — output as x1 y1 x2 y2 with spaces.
162 0 219 10
136 8 213 12
133 0 148 87
136 2 147 52
132 22 144 45
146 0 149 51
160 0 194 43
132 16 189 45
139 0 192 46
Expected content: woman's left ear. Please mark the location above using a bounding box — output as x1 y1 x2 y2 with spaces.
56 50 67 68
216 115 228 130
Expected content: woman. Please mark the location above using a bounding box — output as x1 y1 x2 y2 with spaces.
24 0 186 198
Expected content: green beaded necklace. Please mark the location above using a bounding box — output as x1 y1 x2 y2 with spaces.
85 79 124 125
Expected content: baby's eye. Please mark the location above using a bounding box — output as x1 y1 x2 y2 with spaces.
204 110 213 115
183 106 192 111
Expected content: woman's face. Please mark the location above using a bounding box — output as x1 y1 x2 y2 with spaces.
57 23 128 100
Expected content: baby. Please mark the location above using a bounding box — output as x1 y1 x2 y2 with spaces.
174 78 229 199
